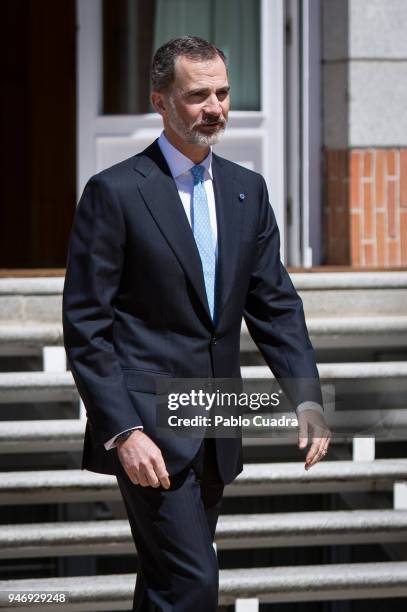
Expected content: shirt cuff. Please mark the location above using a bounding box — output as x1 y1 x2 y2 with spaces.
104 426 143 451
296 401 324 416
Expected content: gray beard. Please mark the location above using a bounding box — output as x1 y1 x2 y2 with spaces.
187 127 226 147
167 98 227 147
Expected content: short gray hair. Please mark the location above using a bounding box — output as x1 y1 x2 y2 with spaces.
151 36 227 92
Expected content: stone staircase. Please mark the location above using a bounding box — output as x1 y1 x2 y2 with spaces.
0 271 407 611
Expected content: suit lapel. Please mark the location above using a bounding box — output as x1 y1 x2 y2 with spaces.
212 155 245 321
134 142 245 328
135 141 212 325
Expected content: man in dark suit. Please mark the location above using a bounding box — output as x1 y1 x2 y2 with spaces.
63 36 331 612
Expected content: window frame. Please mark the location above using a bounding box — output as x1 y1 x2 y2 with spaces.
76 0 321 263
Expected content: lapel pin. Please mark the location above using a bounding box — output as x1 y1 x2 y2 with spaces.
239 193 245 201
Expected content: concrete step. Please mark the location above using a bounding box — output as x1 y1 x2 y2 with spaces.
2 416 407 458
241 316 407 350
1 509 407 559
0 460 406 505
1 272 406 323
243 360 407 379
0 361 405 453
0 324 62 356
0 278 63 327
1 315 406 356
0 372 77 403
0 420 84 453
293 271 407 317
1 561 407 609
1 360 405 404
0 416 395 455
288 271 407 290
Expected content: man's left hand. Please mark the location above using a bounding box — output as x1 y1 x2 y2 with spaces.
297 409 331 470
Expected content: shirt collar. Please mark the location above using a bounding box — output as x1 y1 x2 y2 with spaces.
158 131 213 180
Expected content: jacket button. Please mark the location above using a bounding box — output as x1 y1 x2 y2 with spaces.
211 336 217 345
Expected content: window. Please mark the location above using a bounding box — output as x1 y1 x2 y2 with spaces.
103 0 260 114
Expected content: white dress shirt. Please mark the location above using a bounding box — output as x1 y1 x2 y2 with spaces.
105 132 322 450
158 131 218 254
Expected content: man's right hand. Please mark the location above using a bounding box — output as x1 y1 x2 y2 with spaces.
116 430 170 489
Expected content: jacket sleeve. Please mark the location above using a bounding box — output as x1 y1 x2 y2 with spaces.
243 177 323 409
62 175 143 445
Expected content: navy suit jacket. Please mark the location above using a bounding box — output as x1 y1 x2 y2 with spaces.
62 139 322 484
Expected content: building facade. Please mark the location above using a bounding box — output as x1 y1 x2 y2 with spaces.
1 0 406 269
322 0 407 267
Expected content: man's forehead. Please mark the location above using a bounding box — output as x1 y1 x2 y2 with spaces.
174 55 228 86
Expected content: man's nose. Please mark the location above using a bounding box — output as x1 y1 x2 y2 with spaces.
204 94 222 115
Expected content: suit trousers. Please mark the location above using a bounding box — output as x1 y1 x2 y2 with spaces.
115 438 224 611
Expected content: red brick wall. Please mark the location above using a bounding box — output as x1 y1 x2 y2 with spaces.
323 149 407 267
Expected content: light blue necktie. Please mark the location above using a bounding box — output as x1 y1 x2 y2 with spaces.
190 164 216 320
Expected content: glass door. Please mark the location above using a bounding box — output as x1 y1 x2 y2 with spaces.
76 0 288 257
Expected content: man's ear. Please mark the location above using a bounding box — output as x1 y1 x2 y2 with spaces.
151 91 167 116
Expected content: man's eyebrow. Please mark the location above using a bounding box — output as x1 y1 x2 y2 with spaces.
184 85 230 96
